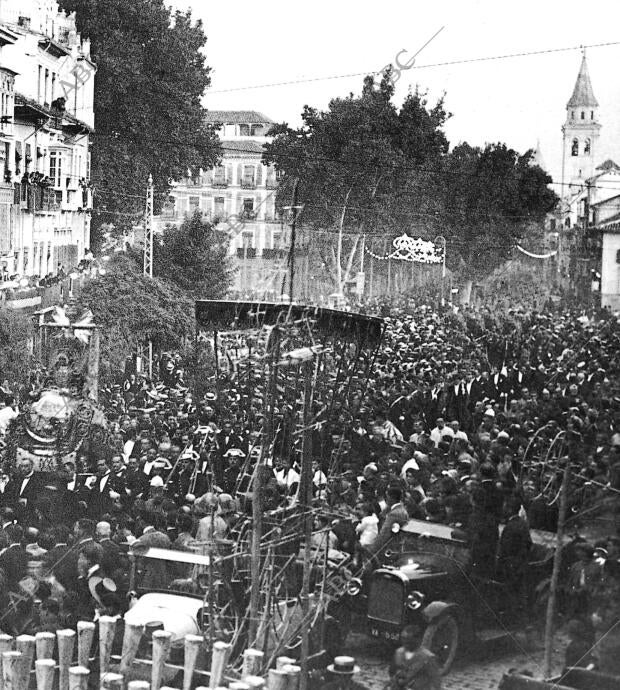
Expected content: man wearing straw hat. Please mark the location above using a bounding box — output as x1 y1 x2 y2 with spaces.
321 656 371 690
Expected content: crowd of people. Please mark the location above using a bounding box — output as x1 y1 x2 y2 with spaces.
0 294 617 684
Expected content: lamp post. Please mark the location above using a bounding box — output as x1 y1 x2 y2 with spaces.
434 235 447 306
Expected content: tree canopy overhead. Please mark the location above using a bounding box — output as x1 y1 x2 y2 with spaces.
58 0 221 244
264 72 558 284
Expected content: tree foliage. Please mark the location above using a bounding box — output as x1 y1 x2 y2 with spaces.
0 309 33 388
264 73 558 282
439 144 558 274
153 211 234 299
75 255 194 377
58 0 221 245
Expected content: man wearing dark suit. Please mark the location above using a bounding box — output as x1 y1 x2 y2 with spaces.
132 515 172 590
124 457 148 503
3 459 45 523
371 486 409 557
50 519 95 593
497 497 532 623
88 458 125 519
43 526 72 578
0 524 28 590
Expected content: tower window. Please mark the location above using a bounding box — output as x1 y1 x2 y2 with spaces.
571 138 579 156
584 138 591 155
571 111 575 120
581 111 585 120
591 110 594 119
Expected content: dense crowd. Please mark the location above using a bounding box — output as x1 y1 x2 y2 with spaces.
0 296 617 684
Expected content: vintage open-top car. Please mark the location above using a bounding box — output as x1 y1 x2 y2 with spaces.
346 519 556 674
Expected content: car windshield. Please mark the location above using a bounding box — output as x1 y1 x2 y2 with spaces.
394 520 470 573
131 546 210 597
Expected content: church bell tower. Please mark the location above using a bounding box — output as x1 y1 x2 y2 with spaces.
561 53 601 191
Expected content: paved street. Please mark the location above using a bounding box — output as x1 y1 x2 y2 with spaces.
345 629 566 689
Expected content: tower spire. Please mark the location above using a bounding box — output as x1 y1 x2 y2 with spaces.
567 54 598 108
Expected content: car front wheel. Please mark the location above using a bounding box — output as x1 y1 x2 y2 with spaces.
422 614 459 674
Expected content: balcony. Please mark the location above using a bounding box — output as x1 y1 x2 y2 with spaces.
262 248 286 260
240 180 256 190
211 178 228 188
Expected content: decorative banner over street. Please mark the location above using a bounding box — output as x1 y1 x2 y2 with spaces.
516 245 558 259
365 234 444 264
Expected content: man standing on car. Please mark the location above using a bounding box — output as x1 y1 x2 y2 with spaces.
370 486 408 557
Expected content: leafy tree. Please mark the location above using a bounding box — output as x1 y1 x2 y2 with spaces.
264 73 450 294
75 254 194 378
153 211 234 299
439 144 558 276
0 309 33 388
58 0 221 246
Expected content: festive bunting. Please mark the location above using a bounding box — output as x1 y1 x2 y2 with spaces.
365 234 444 264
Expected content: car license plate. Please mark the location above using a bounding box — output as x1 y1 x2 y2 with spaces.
370 627 399 641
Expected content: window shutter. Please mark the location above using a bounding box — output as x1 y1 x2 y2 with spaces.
236 163 242 186
256 165 262 186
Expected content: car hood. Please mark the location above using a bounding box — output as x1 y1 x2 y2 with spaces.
125 592 202 642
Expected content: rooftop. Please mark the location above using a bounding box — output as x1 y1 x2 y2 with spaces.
567 55 599 108
205 110 274 125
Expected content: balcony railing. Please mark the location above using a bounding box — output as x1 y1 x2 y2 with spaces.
212 180 228 188
240 180 256 189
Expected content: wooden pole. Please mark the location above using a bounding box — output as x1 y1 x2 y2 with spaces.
68 666 89 690
182 635 203 690
14 637 34 679
543 455 570 677
2 651 23 690
127 682 150 690
242 649 264 678
34 659 55 690
249 328 279 643
76 622 95 668
267 669 288 690
98 617 117 680
209 641 231 690
151 630 172 690
34 633 55 661
100 672 123 690
299 359 314 690
275 658 295 671
57 630 75 690
281 665 300 690
119 622 143 678
0 634 13 690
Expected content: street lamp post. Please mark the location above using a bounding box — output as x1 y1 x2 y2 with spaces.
434 235 447 306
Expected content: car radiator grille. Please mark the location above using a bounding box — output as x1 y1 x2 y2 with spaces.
368 578 403 624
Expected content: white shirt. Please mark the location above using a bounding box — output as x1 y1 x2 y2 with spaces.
430 425 454 447
0 406 17 434
98 473 110 492
20 472 33 497
275 467 300 489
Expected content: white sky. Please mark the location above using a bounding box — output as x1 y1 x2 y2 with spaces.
172 0 620 189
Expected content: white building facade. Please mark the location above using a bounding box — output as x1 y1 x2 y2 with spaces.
160 110 293 296
0 0 94 278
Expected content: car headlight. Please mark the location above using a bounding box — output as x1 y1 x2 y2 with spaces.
406 590 425 610
346 578 362 597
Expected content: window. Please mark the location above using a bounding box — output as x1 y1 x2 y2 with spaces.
213 166 226 185
580 111 585 120
241 231 252 248
214 197 225 218
571 111 575 120
584 138 591 155
44 69 49 106
239 124 250 136
49 152 62 187
243 198 254 215
242 165 255 187
591 110 594 120
251 125 264 136
189 196 200 214
571 138 579 156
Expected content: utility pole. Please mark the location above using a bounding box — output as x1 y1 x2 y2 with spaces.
283 178 300 303
144 174 154 379
299 358 314 690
